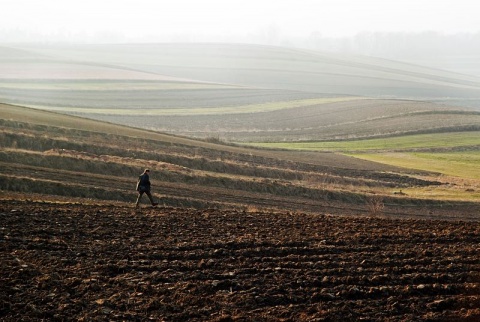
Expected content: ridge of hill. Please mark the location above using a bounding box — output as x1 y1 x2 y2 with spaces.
1 43 479 143
1 103 479 220
12 43 480 97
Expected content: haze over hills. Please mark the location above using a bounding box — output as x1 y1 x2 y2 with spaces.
1 43 480 142
7 43 480 100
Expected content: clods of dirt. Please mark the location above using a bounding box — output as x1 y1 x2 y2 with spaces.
1 200 479 321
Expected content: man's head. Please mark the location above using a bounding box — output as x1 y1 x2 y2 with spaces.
144 169 150 174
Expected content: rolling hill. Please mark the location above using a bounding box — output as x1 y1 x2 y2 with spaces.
1 43 479 143
10 43 480 97
1 103 479 220
1 45 479 321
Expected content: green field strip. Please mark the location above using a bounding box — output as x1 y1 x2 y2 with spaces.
247 132 480 152
26 97 363 116
350 151 480 180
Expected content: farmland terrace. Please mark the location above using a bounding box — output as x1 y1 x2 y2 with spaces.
2 104 480 221
1 43 480 143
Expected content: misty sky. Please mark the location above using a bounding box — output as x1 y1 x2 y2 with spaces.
2 0 480 43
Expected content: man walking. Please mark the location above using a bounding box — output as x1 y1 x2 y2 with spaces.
135 169 158 208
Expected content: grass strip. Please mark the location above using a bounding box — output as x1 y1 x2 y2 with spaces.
248 132 480 152
25 97 363 116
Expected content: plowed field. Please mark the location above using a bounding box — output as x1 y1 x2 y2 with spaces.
1 199 479 321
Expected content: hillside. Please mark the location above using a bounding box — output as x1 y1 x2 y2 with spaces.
1 42 479 322
11 43 480 98
2 103 480 220
1 43 479 143
129 98 480 142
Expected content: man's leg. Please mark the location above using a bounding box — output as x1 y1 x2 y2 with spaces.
135 191 144 207
145 191 158 206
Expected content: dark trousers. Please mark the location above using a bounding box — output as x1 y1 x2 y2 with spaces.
135 190 155 206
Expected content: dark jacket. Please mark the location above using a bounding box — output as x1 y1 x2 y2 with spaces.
136 173 151 192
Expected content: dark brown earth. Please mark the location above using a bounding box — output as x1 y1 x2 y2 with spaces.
1 198 479 321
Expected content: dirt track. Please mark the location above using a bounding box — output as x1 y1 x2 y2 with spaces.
1 199 479 321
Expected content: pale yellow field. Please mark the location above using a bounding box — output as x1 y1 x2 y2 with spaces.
26 97 363 116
